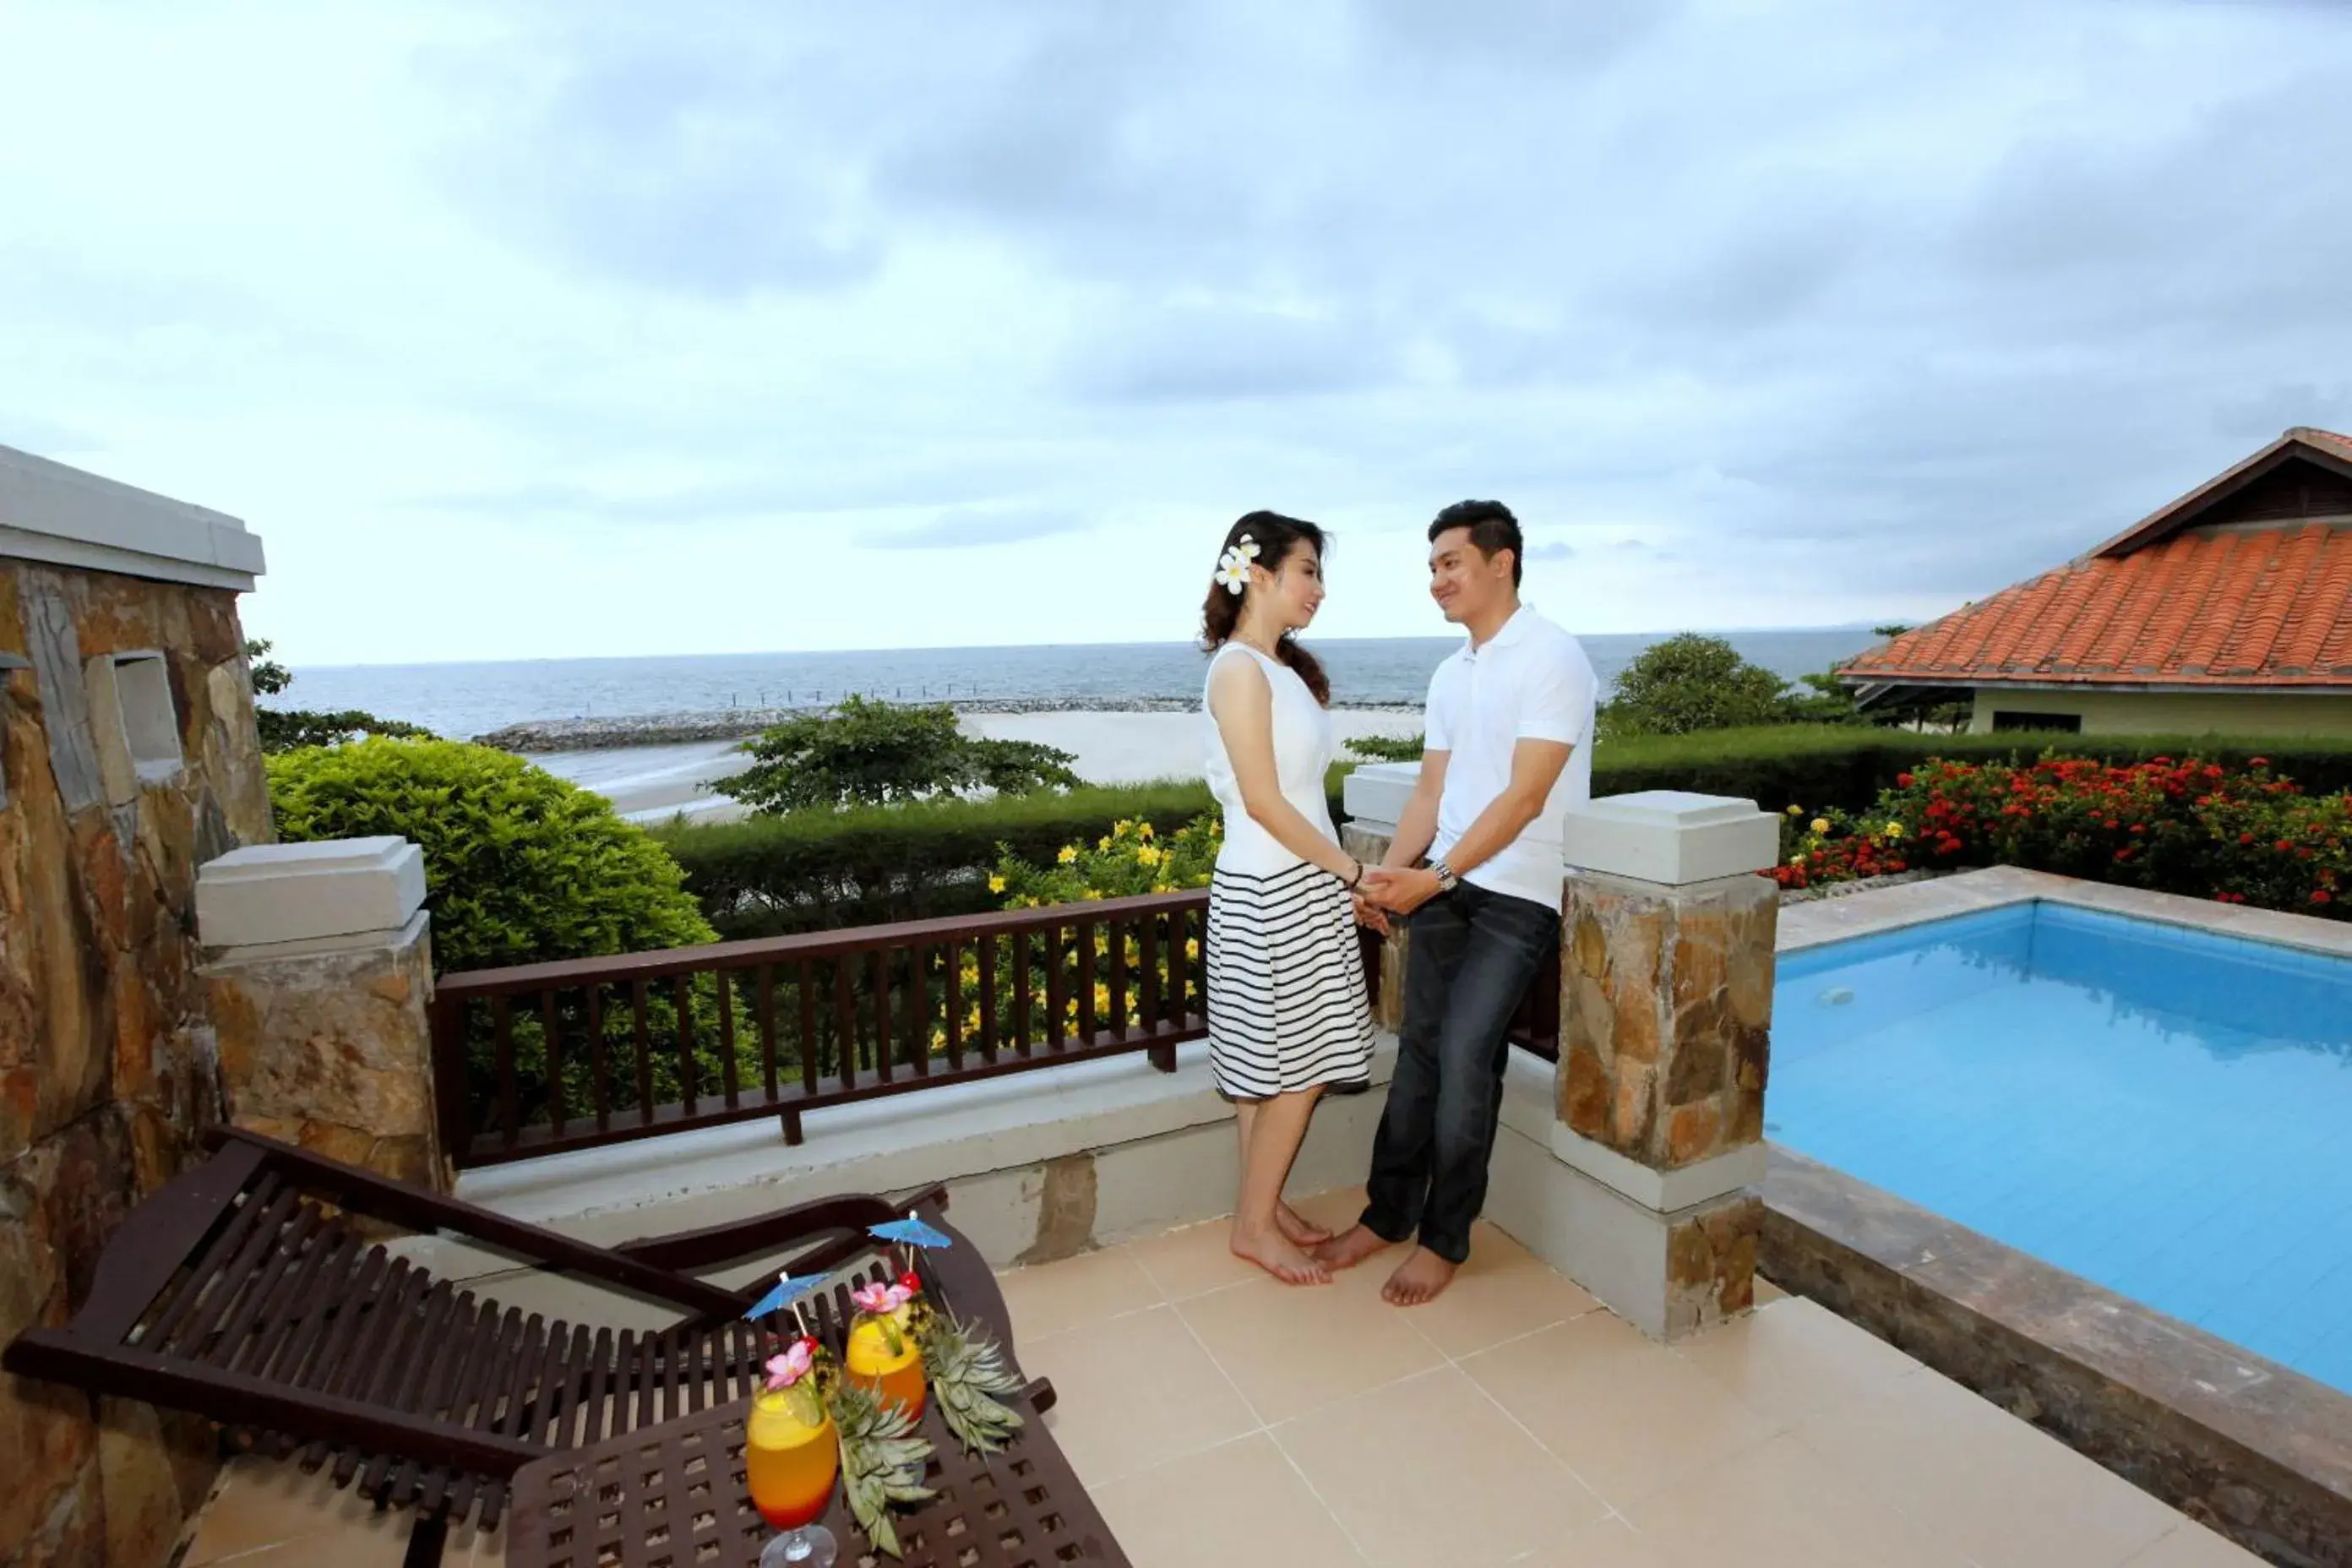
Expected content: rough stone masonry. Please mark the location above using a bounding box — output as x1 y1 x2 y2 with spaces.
2 560 273 1568
1560 867 1777 1336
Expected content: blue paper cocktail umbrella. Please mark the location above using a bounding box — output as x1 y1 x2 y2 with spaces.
868 1213 952 1251
744 1271 824 1333
869 1211 953 1283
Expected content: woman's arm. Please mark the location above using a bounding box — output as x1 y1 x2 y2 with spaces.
1208 656 1363 885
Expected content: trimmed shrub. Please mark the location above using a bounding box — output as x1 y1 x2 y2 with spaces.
268 739 736 1135
660 778 1309 938
268 738 716 972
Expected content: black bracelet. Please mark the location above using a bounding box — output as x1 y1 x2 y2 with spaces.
1344 859 1363 889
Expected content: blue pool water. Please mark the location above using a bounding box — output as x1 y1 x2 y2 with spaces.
1772 901 2352 1395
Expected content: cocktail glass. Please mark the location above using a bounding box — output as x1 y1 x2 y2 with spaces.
746 1386 838 1567
844 1311 928 1419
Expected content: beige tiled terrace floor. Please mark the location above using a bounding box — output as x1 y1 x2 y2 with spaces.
180 1186 2262 1568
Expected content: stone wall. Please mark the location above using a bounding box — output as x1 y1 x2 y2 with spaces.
203 912 443 1192
1 562 272 1568
1558 868 1774 1173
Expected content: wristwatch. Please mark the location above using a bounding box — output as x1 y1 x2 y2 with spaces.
1429 858 1461 894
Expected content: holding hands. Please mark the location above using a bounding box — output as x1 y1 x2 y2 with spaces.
1353 864 1446 921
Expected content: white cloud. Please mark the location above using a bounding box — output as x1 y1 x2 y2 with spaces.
2 0 2349 662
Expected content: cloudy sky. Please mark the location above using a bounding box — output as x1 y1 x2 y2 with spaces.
4 0 2350 666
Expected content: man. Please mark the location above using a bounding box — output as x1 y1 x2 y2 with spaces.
1324 500 1597 1304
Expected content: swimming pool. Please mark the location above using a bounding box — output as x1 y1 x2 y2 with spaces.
1771 900 2352 1396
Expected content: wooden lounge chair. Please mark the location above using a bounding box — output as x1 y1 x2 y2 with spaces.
3 1127 1053 1566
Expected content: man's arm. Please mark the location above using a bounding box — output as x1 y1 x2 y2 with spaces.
1429 738 1570 877
1364 643 1590 917
1382 750 1448 869
1363 739 1569 915
1352 751 1448 934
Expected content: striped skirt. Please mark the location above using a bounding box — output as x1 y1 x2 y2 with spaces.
1204 860 1376 1100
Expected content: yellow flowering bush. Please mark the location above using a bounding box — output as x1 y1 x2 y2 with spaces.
911 814 1226 1052
992 814 1221 907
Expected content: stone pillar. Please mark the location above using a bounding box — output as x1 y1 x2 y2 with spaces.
1338 762 1419 1032
194 836 449 1191
1553 792 1780 1339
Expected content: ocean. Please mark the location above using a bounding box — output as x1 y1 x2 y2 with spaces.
272 628 1882 742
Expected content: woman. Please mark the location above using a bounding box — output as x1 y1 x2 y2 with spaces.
1200 510 1378 1286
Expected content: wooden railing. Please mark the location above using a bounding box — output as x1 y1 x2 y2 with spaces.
1507 946 1563 1061
428 890 1563 1171
433 891 1389 1170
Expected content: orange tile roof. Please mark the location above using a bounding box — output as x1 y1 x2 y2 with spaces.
2300 425 2352 465
1843 429 2352 689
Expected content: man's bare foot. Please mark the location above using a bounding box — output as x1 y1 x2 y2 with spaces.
1274 1203 1332 1248
1313 1223 1395 1271
1231 1221 1331 1286
1381 1247 1457 1306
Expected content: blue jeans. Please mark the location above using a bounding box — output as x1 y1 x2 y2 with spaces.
1360 882 1560 1265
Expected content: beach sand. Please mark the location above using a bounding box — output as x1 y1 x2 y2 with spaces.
536 707 1424 824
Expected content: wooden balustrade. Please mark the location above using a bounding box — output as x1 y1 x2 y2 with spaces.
431 891 1250 1169
430 888 1566 1169
1507 946 1563 1060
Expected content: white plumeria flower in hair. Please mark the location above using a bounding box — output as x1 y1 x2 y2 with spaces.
1236 532 1261 559
1214 547 1250 596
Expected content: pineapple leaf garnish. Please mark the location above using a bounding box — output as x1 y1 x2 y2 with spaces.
917 1312 1027 1456
827 1378 935 1559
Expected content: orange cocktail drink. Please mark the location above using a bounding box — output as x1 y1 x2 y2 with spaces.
745 1385 836 1533
844 1315 927 1418
845 1274 928 1418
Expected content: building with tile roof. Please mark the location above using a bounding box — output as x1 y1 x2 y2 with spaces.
1838 427 2352 737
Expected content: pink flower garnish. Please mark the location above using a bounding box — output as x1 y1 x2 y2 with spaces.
852 1282 914 1316
764 1341 814 1391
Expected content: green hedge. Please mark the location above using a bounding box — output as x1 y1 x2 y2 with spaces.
657 778 1280 937
1591 726 2352 812
662 727 2352 936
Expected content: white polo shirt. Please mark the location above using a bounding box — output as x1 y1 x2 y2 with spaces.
1424 606 1597 912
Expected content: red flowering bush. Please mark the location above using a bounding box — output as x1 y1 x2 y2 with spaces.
1774 754 2348 918
1774 803 1909 890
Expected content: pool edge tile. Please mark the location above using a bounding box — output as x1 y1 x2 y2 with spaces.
1761 1144 2352 1568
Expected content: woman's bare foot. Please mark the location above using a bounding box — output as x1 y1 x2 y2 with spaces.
1312 1223 1395 1271
1231 1221 1331 1286
1382 1247 1456 1305
1274 1203 1332 1248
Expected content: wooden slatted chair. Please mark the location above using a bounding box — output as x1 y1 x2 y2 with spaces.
3 1127 1052 1566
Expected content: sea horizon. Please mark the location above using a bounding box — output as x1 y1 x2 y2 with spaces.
269 624 1891 743
278 620 1888 673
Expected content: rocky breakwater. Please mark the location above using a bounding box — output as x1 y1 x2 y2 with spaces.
476 696 1414 753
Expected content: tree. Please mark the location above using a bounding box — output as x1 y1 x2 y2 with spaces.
243 638 431 751
717 695 1082 814
1787 669 1869 726
247 640 293 696
1599 634 1796 736
1837 623 1970 732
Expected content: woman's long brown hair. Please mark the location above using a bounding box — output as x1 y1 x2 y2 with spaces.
1199 510 1332 705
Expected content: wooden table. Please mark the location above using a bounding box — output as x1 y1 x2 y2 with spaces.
504 1382 1130 1568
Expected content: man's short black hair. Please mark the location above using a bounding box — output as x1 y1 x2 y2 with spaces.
1428 500 1523 586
